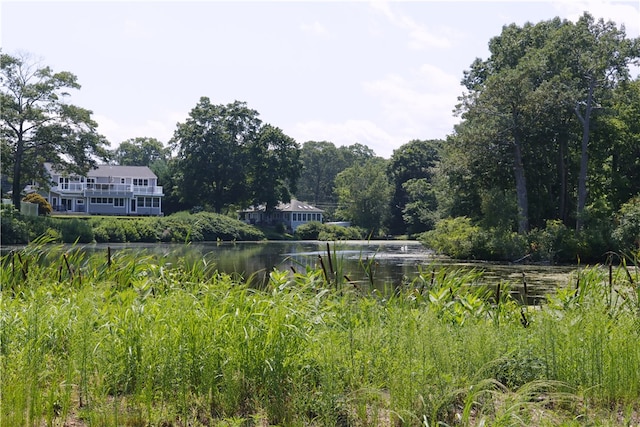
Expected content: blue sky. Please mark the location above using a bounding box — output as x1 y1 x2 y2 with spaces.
2 0 639 158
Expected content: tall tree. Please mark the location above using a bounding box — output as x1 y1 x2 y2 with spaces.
386 139 441 234
112 137 169 166
334 157 392 235
0 52 109 209
247 124 301 210
555 14 640 230
296 141 376 216
171 98 260 212
455 18 588 234
296 141 345 207
172 97 301 213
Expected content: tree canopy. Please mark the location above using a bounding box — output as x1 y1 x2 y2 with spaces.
171 97 301 213
0 52 109 209
449 13 640 236
112 137 169 167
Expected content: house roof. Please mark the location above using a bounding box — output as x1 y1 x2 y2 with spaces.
240 199 324 213
44 163 157 179
278 199 324 213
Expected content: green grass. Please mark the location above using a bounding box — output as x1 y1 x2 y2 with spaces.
1 240 639 426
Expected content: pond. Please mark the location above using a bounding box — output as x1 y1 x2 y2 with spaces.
55 240 577 304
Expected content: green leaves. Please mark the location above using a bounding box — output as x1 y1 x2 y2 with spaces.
171 98 300 213
1 52 109 209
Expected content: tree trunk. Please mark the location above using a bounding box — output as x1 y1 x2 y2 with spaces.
11 136 24 211
557 131 569 224
512 133 529 234
575 78 595 231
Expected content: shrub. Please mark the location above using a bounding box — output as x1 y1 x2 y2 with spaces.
318 225 364 241
92 219 126 243
420 217 481 259
528 220 579 264
613 196 640 251
0 204 29 244
295 221 324 239
22 193 52 216
59 219 94 243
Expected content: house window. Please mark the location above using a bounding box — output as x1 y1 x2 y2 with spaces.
114 198 125 207
121 178 126 184
76 199 84 205
133 178 149 186
152 197 159 208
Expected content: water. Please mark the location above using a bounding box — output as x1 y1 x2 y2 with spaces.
54 240 576 301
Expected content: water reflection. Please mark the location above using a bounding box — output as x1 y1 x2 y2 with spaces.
62 240 576 300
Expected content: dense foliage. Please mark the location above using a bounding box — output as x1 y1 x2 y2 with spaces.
295 221 366 240
170 98 301 213
0 210 265 245
22 193 52 216
0 52 110 210
2 242 639 426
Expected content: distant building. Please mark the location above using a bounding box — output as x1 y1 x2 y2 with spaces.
238 199 324 232
41 163 164 215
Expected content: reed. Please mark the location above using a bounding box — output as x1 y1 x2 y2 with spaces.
1 242 639 426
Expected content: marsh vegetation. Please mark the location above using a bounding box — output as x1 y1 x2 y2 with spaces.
1 239 639 426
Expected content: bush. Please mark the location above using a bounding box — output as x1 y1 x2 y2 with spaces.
92 219 126 243
59 219 94 243
529 220 579 264
22 193 52 216
420 217 481 259
295 221 324 239
318 225 365 241
612 196 640 251
0 204 29 244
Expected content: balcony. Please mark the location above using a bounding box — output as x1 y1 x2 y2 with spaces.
52 183 163 197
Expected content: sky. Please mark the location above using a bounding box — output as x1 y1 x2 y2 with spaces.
2 1 639 159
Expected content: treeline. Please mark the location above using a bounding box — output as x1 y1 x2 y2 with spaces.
106 14 640 261
2 13 639 261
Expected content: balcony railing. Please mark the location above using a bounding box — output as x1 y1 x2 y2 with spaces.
53 183 163 195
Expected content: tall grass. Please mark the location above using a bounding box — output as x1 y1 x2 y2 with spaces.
2 241 639 426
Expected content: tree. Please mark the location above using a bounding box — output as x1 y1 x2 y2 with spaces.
296 141 377 218
112 137 169 166
386 139 441 234
1 52 109 209
171 98 260 212
457 20 569 234
401 178 438 235
171 97 301 213
334 157 392 235
247 124 301 210
556 14 640 230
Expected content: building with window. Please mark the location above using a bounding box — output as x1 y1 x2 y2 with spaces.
238 199 323 232
43 163 163 216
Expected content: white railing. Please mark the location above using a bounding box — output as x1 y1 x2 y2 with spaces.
52 183 163 195
132 185 163 195
86 183 131 192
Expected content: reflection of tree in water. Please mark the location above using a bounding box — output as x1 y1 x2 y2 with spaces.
72 241 574 298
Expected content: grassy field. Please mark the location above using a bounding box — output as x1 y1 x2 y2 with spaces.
1 240 639 426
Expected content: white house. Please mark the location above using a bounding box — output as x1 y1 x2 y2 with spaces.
42 163 163 216
238 199 324 232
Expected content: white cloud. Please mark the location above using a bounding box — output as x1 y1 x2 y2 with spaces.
369 1 456 49
94 111 188 149
121 19 153 40
362 64 461 143
299 21 331 38
551 0 640 36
